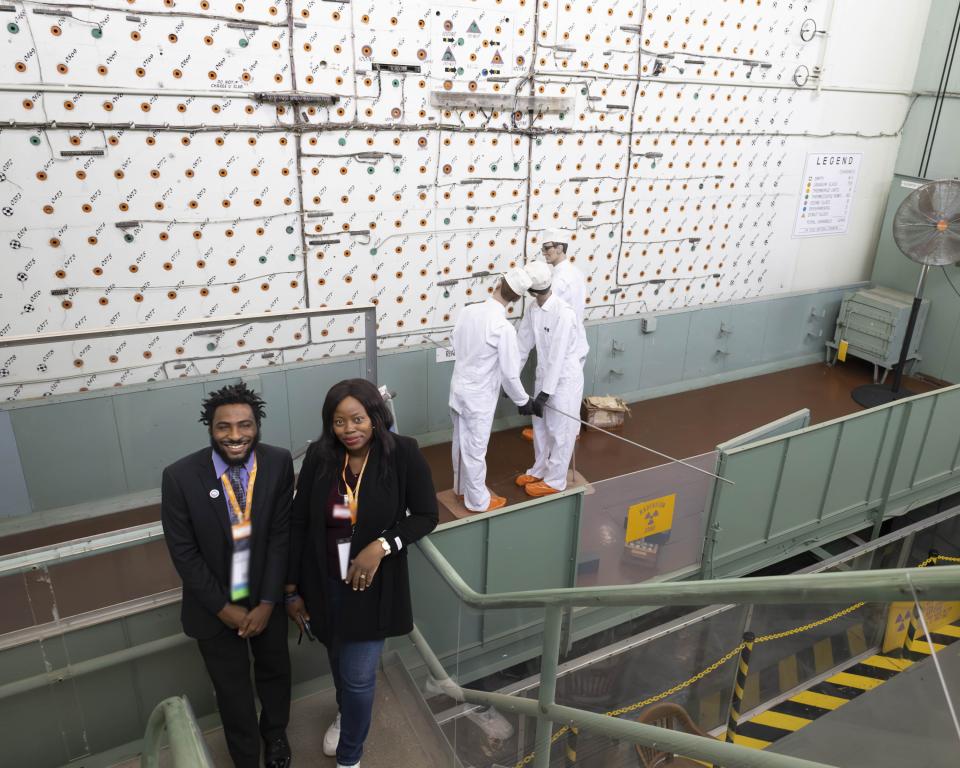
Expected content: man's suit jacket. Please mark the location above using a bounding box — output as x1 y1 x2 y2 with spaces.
161 443 294 640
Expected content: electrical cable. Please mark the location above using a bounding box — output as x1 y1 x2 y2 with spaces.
942 266 960 299
919 0 960 177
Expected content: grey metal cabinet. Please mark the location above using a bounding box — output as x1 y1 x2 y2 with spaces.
827 286 930 382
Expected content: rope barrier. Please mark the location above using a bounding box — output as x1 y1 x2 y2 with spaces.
511 554 958 767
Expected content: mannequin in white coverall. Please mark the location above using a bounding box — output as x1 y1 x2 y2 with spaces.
521 229 589 444
449 268 535 512
514 261 589 496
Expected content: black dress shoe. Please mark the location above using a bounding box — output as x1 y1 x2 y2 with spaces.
264 734 292 768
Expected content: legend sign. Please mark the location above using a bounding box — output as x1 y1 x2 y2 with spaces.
794 153 862 237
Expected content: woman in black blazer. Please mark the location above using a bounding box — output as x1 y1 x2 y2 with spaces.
285 379 438 768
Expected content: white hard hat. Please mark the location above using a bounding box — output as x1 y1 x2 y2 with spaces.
525 261 553 291
540 229 569 248
503 266 533 296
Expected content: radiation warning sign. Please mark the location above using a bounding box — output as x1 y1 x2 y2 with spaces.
626 494 676 543
882 600 960 653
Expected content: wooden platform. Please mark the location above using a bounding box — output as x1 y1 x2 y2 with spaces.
438 469 590 519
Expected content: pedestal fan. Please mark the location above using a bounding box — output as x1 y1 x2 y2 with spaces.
852 179 960 408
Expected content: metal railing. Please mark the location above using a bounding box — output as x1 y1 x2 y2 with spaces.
141 695 213 768
411 537 960 768
0 305 379 384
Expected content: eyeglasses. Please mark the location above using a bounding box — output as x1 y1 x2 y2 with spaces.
541 242 556 250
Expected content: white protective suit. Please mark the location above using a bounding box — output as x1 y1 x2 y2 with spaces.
517 295 589 490
449 298 529 511
551 259 587 326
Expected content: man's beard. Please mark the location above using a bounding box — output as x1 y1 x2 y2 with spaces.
211 432 260 467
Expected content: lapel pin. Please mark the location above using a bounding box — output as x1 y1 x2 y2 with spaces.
209 489 220 499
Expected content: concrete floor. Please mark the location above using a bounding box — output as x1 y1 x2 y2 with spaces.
769 642 960 768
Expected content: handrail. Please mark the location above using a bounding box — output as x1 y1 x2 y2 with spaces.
408 626 834 768
416 537 960 607
412 538 960 767
141 695 213 768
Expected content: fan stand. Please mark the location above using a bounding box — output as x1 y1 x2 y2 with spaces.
851 264 929 408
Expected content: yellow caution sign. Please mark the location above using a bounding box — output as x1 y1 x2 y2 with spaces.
837 339 848 362
882 601 960 653
625 493 675 543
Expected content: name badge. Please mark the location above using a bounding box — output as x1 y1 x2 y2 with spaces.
332 494 352 520
336 537 352 581
230 547 250 601
232 522 251 540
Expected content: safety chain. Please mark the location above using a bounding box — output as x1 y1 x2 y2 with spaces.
511 555 958 767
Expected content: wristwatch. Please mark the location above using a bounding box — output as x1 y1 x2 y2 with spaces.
377 536 391 556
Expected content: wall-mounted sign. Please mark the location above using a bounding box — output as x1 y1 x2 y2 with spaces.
794 153 862 237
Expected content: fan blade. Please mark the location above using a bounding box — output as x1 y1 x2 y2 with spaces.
893 180 960 266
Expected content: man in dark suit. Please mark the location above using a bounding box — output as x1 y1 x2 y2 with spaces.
161 382 294 768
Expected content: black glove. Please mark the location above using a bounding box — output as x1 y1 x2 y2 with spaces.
532 391 550 418
517 398 535 416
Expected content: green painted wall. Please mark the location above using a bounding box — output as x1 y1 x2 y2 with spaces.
876 0 960 383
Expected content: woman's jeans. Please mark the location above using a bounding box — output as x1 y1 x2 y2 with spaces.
326 577 384 766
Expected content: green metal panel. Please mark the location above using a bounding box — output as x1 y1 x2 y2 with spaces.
593 320 643 396
869 408 903 501
913 388 960 484
483 495 579 642
284 359 363 449
889 396 937 495
409 522 487 661
11 398 128 511
682 307 728 380
761 295 811 362
0 411 30 518
822 414 889 517
255 370 294 452
581 324 599 397
113 384 208 493
710 446 785 561
638 311 691 389
0 685 71 766
768 426 838 539
725 301 769 370
426 346 455 433
380 349 431 436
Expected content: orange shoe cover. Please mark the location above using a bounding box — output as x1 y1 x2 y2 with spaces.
521 427 534 442
514 474 542 487
524 481 561 497
485 495 507 511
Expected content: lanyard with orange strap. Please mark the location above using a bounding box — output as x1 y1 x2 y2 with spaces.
222 458 257 600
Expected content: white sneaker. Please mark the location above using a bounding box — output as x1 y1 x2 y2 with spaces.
336 764 358 768
466 706 514 741
323 712 341 757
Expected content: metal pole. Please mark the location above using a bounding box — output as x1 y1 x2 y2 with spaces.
890 264 929 395
364 306 378 385
724 632 755 749
533 606 564 768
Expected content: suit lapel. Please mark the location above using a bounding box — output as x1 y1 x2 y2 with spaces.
197 451 232 543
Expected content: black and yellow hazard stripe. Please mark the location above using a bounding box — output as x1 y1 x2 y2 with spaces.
733 619 960 749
